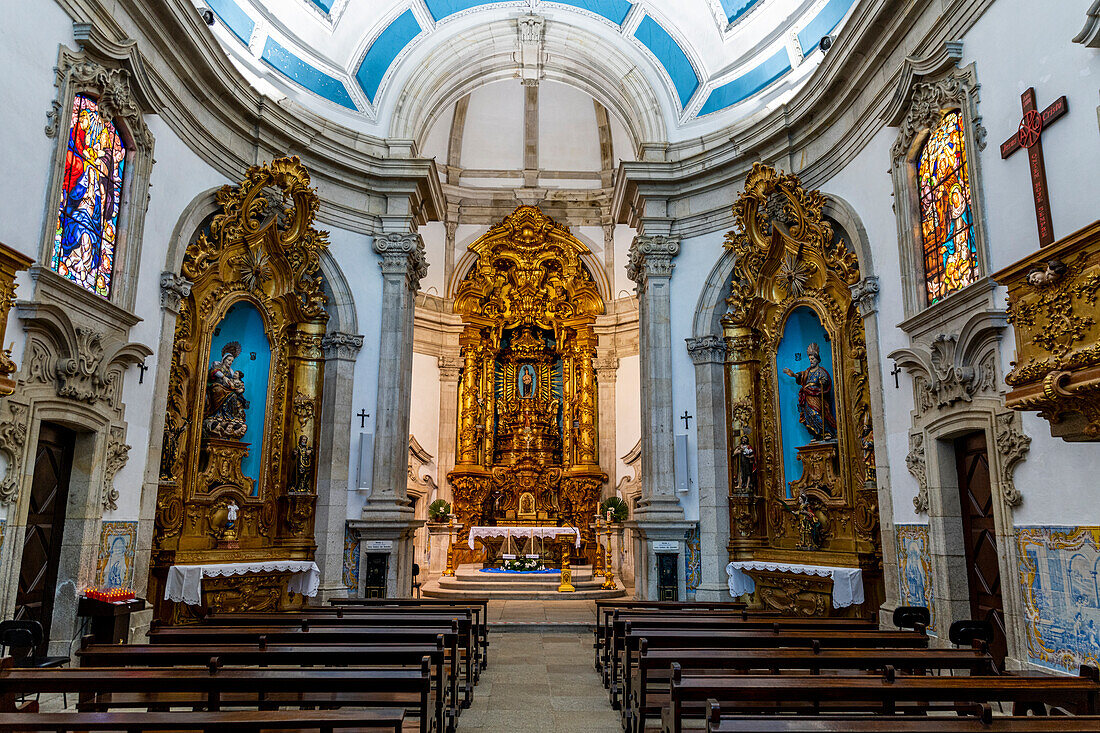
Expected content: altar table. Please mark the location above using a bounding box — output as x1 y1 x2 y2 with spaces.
164 560 320 605
725 560 864 609
468 526 581 550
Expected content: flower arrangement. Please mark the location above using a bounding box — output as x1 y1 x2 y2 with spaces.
502 557 544 572
428 499 452 523
600 496 628 523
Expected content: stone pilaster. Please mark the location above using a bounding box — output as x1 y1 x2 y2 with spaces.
315 332 363 600
436 355 462 505
626 235 691 599
355 232 427 597
686 335 730 601
594 355 618 498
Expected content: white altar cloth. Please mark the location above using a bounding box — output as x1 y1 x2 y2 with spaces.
725 561 864 609
468 526 581 550
164 560 320 606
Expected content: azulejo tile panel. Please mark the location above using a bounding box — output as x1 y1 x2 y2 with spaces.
896 524 935 632
343 524 360 591
685 524 701 600
96 521 137 589
1017 526 1100 673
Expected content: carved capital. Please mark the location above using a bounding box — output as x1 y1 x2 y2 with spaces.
102 426 130 512
438 355 463 381
374 233 428 291
850 276 880 318
907 432 928 513
626 235 680 288
592 355 619 376
321 332 364 360
159 272 193 313
994 411 1030 508
686 335 727 365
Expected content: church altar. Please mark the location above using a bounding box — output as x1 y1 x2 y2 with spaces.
164 560 320 606
467 525 581 550
726 561 864 610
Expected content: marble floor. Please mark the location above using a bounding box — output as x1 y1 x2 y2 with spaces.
485 598 599 625
459 628 621 732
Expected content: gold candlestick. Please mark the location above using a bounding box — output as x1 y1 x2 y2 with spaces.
443 515 457 577
557 537 576 592
601 521 616 590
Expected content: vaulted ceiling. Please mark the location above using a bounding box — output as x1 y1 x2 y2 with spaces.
200 0 857 147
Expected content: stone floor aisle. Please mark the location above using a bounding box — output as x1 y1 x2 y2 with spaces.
458 629 622 732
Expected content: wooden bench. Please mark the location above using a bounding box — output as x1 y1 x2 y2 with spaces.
628 646 997 733
147 623 473 710
663 667 1100 733
331 598 490 672
0 662 437 733
78 639 451 733
0 708 409 732
593 602 747 673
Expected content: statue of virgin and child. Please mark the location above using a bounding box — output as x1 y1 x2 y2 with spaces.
203 341 249 440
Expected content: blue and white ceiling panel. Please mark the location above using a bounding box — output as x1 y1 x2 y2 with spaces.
208 0 255 45
355 9 423 103
798 0 854 54
698 46 789 116
633 14 700 108
261 37 358 109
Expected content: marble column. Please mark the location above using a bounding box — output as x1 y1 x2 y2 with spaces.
625 235 691 599
315 332 363 600
594 355 619 499
686 336 731 601
352 233 427 597
436 355 462 505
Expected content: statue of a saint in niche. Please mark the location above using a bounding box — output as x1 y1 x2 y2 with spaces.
290 435 314 494
203 341 249 439
518 364 535 398
732 435 757 495
782 342 836 442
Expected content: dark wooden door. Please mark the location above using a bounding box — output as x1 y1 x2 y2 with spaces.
955 432 1007 666
14 423 75 654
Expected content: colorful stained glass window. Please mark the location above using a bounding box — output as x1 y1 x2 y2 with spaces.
918 110 979 305
51 94 126 298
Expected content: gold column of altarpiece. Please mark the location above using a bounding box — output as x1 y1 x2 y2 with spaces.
151 157 328 622
448 206 607 567
722 164 882 617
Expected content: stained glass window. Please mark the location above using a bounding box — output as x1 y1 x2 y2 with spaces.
51 94 126 298
918 110 979 305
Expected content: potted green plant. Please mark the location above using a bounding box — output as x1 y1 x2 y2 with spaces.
427 499 451 524
600 497 628 524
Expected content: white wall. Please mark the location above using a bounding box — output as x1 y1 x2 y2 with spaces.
615 354 641 486
409 352 442 491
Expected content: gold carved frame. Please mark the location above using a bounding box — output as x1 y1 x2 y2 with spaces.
151 157 328 620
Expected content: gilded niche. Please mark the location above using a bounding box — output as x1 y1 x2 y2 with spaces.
448 206 607 564
151 157 328 618
722 164 882 613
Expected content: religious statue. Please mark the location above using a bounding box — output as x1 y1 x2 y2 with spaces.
290 435 314 494
519 364 535 398
791 493 825 550
158 419 188 480
782 342 836 442
732 435 757 495
860 412 876 483
203 342 249 439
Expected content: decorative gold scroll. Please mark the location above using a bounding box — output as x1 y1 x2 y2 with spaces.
722 164 881 612
151 157 328 619
448 206 606 565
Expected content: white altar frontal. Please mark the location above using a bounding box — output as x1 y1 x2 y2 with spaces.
467 526 581 550
726 561 865 610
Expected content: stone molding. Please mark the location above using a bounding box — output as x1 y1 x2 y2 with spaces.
850 276 880 318
906 432 928 513
626 235 680 288
373 233 428 292
159 272 192 313
321 332 364 360
592 355 620 375
994 411 1030 508
1073 1 1100 47
102 425 130 511
686 335 727 365
437 355 462 381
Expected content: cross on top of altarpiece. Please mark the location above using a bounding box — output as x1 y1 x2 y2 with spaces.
1000 87 1069 247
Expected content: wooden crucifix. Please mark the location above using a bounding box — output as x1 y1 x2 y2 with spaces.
1000 87 1068 247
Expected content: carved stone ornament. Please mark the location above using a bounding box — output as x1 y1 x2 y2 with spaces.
321 332 364 360
160 272 193 312
686 335 727 365
47 55 152 148
0 404 29 504
626 235 680 289
373 233 428 292
102 426 130 512
850 276 880 318
907 432 929 513
1073 1 1100 48
994 411 1030 508
437 355 463 381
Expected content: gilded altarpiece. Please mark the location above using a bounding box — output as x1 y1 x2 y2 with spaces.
150 158 328 621
448 207 606 566
723 164 883 616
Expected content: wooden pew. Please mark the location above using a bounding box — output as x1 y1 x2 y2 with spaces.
629 646 996 733
662 667 1100 733
0 709 408 732
593 601 747 672
147 623 473 710
331 598 490 672
78 639 451 733
0 662 437 733
610 620 904 709
704 701 1100 733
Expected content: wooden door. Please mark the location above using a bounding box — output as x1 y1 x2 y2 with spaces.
954 432 1007 666
14 423 75 653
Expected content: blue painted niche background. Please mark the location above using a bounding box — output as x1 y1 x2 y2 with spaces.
775 306 834 497
209 301 272 492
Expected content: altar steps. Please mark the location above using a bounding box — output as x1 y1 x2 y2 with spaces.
420 563 626 600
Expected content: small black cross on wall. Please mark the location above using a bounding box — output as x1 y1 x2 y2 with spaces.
357 409 370 429
137 362 148 384
681 411 693 429
891 362 902 389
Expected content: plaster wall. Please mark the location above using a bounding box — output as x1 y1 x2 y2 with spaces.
418 221 447 297
615 354 641 486
539 82 601 172
409 352 442 487
459 82 524 171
